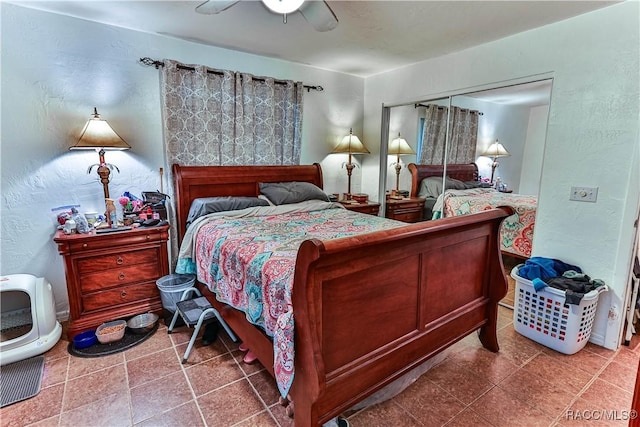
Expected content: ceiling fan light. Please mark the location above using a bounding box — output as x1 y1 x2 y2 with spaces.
261 0 305 14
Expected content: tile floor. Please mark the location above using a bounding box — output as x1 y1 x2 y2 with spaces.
1 306 637 427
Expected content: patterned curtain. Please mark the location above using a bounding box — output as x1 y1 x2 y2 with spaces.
234 74 303 165
161 60 303 166
160 59 304 266
418 104 479 165
161 61 235 166
448 107 479 164
418 105 448 164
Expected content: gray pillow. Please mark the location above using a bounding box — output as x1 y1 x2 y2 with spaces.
463 180 483 189
186 196 269 228
259 181 329 205
418 176 468 198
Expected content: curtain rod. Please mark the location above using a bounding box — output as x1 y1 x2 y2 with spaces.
140 57 324 93
414 103 483 115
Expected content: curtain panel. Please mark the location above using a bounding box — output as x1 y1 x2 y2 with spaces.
418 105 448 164
418 104 479 165
160 59 304 266
448 107 479 164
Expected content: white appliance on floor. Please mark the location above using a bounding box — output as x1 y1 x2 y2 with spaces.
0 274 62 365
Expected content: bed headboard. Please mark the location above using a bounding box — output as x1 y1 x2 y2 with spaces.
407 163 479 197
172 163 324 241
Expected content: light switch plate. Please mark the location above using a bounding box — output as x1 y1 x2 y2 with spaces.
570 186 598 202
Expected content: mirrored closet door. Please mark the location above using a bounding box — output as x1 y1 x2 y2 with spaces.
379 79 552 259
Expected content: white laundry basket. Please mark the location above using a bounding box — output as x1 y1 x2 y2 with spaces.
511 266 607 355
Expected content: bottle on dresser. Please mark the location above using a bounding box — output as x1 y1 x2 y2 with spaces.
105 198 117 228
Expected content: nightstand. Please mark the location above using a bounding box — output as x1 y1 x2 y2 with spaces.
54 225 169 340
340 201 381 216
385 197 426 223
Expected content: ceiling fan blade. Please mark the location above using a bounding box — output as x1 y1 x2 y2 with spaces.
195 0 240 14
299 1 338 32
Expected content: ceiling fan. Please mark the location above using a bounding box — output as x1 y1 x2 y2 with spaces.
196 0 339 32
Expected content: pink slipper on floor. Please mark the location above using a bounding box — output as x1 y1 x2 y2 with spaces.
238 343 249 352
243 350 258 364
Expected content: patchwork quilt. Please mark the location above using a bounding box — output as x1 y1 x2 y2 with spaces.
434 188 537 258
176 202 402 396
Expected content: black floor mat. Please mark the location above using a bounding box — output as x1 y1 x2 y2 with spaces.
67 323 158 358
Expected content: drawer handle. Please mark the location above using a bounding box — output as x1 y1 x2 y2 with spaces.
118 272 126 281
116 256 124 265
83 243 88 248
146 235 151 240
120 291 127 298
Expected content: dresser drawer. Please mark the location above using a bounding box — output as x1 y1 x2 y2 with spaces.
81 262 161 293
359 205 380 215
82 282 159 312
65 230 165 253
344 203 380 215
77 249 159 275
391 211 422 223
392 201 423 210
385 198 425 223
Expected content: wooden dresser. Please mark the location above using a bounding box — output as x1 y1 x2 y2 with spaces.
385 197 426 223
54 225 169 340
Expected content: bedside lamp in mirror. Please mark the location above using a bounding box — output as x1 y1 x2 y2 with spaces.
388 133 415 195
481 139 509 184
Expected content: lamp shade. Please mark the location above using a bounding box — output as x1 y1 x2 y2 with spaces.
70 108 130 151
388 133 415 156
481 140 509 158
331 129 369 154
261 0 305 14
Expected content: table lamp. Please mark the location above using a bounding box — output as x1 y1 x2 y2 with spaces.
388 133 415 193
70 108 131 202
481 139 510 183
331 128 369 200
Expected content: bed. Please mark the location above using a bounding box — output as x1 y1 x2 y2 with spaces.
408 163 480 220
408 163 537 258
173 163 511 426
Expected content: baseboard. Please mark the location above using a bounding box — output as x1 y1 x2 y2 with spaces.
588 331 606 348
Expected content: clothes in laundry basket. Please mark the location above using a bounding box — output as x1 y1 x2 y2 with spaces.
518 256 582 281
532 270 605 305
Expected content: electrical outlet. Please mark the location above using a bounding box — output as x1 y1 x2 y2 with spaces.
570 186 598 202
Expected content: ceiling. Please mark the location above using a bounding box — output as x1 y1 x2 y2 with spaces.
15 0 616 78
465 79 553 107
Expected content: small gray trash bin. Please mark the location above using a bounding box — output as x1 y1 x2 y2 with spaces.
156 274 196 313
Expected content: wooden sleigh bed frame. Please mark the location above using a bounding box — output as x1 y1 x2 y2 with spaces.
408 162 479 198
173 163 510 426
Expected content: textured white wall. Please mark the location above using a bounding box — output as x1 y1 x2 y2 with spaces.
363 2 639 349
472 101 532 192
0 4 364 315
385 104 420 194
519 105 549 196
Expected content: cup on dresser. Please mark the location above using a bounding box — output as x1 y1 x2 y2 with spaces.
85 212 99 226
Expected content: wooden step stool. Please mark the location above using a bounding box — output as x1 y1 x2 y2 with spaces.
167 287 237 363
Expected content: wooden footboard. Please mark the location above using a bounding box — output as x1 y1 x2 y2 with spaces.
173 163 509 426
291 207 510 425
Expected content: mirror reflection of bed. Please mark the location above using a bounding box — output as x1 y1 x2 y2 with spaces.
382 79 552 308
